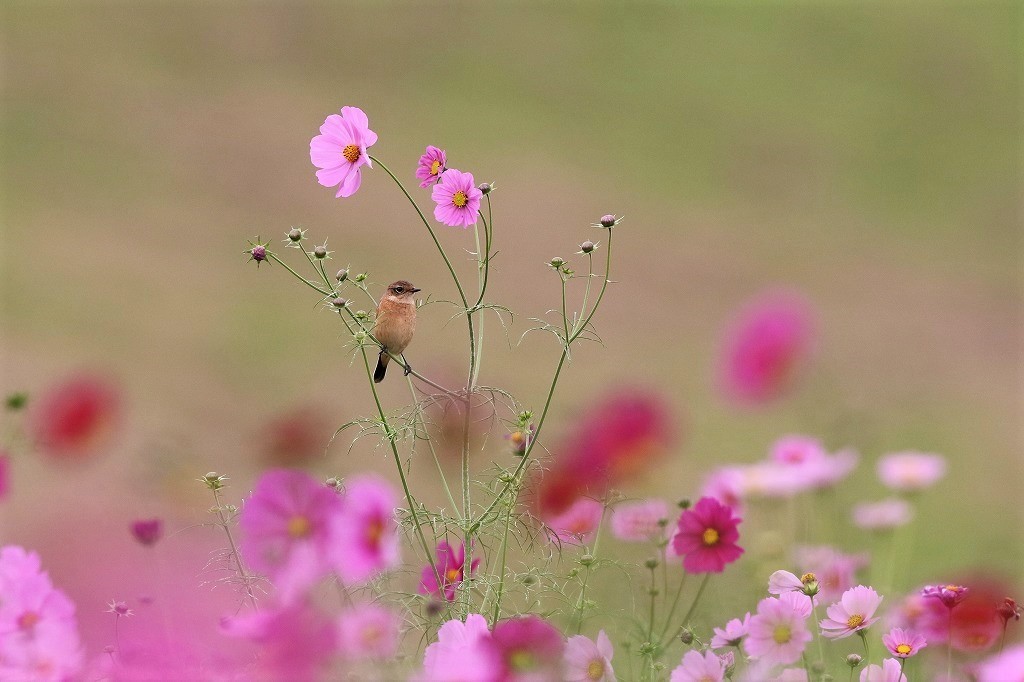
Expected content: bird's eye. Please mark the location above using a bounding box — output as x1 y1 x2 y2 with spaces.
394 287 404 293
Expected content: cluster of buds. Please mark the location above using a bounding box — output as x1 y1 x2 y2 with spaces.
200 471 228 491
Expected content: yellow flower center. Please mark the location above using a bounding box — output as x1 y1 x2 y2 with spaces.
445 567 461 583
287 515 311 538
430 160 442 176
945 584 962 591
510 431 525 445
342 144 360 163
702 528 720 546
772 624 792 644
896 643 912 655
452 190 468 208
846 614 864 628
361 624 381 645
509 650 534 671
801 572 817 584
587 659 605 680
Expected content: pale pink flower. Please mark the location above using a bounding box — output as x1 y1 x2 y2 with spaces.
701 467 745 510
976 644 1024 682
610 499 670 542
820 586 883 639
882 627 927 658
805 448 859 488
710 613 750 648
743 596 812 666
852 499 913 530
239 469 342 602
416 145 447 188
547 497 603 545
330 474 401 584
780 591 813 619
309 106 377 198
737 461 801 499
670 650 726 682
796 545 868 601
336 603 400 661
768 570 805 595
221 600 335 680
859 658 904 682
772 670 809 682
877 451 946 492
564 630 615 682
431 169 483 228
770 435 827 467
419 614 499 682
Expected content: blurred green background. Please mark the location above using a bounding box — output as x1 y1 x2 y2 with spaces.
2 0 1021 647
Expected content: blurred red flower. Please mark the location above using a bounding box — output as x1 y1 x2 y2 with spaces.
262 406 331 465
919 575 1013 653
30 375 120 459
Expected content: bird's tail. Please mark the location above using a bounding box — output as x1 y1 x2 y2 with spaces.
374 351 389 383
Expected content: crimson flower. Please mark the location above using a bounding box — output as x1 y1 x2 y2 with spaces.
672 497 744 573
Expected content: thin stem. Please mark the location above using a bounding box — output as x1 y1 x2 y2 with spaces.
577 252 595 335
212 487 259 611
573 504 608 633
646 566 658 643
899 658 907 682
266 252 331 297
405 374 460 517
679 573 712 629
490 492 515 625
657 571 689 646
811 596 826 664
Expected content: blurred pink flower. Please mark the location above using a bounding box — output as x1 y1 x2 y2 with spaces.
772 670 809 682
918 578 1006 653
564 630 615 682
976 644 1024 682
610 498 670 543
921 583 969 609
419 614 498 682
432 169 483 228
877 452 946 492
416 145 448 187
717 290 816 406
795 546 868 602
819 586 883 639
488 615 564 681
672 497 744 574
330 474 401 584
701 467 745 510
670 649 726 682
129 518 163 547
240 469 341 602
221 600 335 680
547 498 603 545
336 603 400 661
882 627 926 658
766 436 859 493
859 658 903 682
769 435 826 466
31 375 120 459
852 499 913 530
310 106 377 198
262 406 331 466
710 613 750 648
420 541 479 602
743 596 812 666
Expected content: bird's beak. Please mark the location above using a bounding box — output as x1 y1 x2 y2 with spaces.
411 288 422 293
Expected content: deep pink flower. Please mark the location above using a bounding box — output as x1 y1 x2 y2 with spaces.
858 658 903 682
309 106 377 198
670 650 726 682
488 615 564 681
921 583 969 609
710 613 751 648
130 518 163 547
852 499 913 530
717 290 816 406
564 630 615 682
672 497 744 573
547 498 603 545
240 469 341 602
420 541 480 602
610 498 670 543
330 474 401 584
418 614 499 682
221 600 335 680
820 586 883 639
882 627 927 658
976 644 1024 682
30 375 120 459
336 603 400 661
743 596 812 666
877 451 946 491
432 169 483 228
416 145 448 188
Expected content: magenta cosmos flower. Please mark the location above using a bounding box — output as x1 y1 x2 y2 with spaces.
976 644 1024 682
670 650 726 682
309 106 377 198
717 291 816 406
882 627 927 658
130 518 163 547
820 585 884 639
672 496 744 573
330 474 401 584
564 630 615 682
743 596 812 666
221 600 335 679
418 614 499 682
547 497 603 545
336 604 400 661
432 169 483 228
877 451 946 492
487 615 565 681
921 583 969 609
416 145 447 188
710 613 751 648
420 540 480 602
610 498 670 543
240 469 342 602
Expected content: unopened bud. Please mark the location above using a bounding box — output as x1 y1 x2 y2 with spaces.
648 587 660 597
331 297 349 308
638 642 655 655
678 628 694 645
335 269 349 282
811 661 826 674
354 273 368 283
250 245 266 261
579 554 595 567
354 331 367 342
678 499 692 510
478 182 492 195
521 574 537 586
580 240 595 253
201 472 226 490
599 214 617 228
287 228 302 242
313 245 328 259
644 557 659 570
845 654 863 668
549 257 565 269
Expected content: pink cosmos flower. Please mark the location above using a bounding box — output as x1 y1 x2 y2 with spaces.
769 570 820 599
710 613 751 648
877 451 946 492
820 586 884 639
859 658 903 682
419 614 499 682
330 474 401 584
780 591 813 619
488 615 565 681
30 375 120 459
882 627 926 658
130 518 163 546
672 497 744 573
221 600 335 680
416 145 448 188
610 498 670 543
564 630 615 682
852 499 913 530
336 603 400 661
239 469 342 602
736 461 802 499
670 650 726 682
976 644 1024 682
309 106 377 198
701 467 745 510
420 540 480 602
717 290 816 406
772 669 809 681
432 169 483 228
770 435 827 467
805 448 859 489
921 583 969 609
743 596 812 666
796 545 868 602
547 497 603 545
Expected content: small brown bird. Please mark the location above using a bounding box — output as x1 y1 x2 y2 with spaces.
372 280 420 383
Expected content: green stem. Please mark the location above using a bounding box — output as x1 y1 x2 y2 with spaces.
657 571 689 646
266 252 331 297
490 492 515 625
811 596 826 665
679 573 712 630
405 374 460 517
212 487 259 611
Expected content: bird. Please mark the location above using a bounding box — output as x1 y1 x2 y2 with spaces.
372 280 420 383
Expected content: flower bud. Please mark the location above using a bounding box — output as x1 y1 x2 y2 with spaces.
313 245 328 259
354 331 367 343
580 240 595 253
5 392 27 411
521 574 537 586
638 642 655 654
425 600 444 618
678 498 692 510
478 182 493 195
811 661 826 675
678 628 694 645
331 297 349 308
354 273 368 283
355 310 369 321
251 245 266 261
599 214 617 228
201 472 226 490
845 654 863 668
287 228 303 242
579 554 595 567
335 269 349 282
644 557 659 570
549 257 565 269
567 568 580 578
325 477 342 491
648 587 660 597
